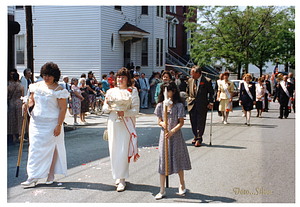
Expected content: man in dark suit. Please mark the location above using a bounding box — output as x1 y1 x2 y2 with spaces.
186 66 214 147
288 72 295 113
277 75 293 119
134 74 141 95
264 74 272 112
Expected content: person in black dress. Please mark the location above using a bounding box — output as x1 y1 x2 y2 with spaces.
239 73 256 126
277 75 293 119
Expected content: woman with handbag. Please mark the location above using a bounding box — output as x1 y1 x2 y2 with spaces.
102 67 140 192
7 72 24 144
21 62 69 187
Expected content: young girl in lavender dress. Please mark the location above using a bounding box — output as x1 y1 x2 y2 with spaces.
154 81 191 199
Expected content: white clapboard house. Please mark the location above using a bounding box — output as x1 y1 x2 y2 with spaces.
14 6 166 80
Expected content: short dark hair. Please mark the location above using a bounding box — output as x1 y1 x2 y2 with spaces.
40 62 61 82
114 67 132 87
81 73 86 78
23 68 31 76
136 66 141 70
13 72 19 82
102 74 107 79
109 71 115 75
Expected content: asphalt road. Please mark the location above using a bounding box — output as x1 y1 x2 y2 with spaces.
7 101 295 203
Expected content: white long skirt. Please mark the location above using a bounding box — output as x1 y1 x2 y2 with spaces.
107 111 130 179
27 116 67 179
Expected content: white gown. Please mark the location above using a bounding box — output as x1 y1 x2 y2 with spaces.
27 83 69 179
103 87 140 179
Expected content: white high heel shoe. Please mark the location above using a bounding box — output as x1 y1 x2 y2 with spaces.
21 178 38 187
155 191 166 200
178 183 186 195
46 175 54 185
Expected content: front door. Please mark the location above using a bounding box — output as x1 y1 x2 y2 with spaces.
124 40 131 68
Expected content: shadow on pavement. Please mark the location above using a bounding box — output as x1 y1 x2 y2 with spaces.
32 181 236 203
186 143 247 150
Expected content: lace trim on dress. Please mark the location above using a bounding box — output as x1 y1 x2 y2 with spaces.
29 83 69 99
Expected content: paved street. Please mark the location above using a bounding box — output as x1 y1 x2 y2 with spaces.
7 101 295 203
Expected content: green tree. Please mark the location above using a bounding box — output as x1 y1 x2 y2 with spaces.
185 6 294 78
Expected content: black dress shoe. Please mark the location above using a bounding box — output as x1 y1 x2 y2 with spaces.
192 139 196 144
284 116 288 119
278 116 283 119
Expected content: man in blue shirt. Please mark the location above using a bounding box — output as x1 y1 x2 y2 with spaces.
139 73 150 109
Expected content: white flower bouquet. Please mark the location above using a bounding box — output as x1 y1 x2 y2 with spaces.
106 87 133 122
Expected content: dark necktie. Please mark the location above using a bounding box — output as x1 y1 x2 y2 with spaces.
144 79 147 88
194 79 198 94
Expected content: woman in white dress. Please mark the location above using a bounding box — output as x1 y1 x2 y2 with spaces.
103 67 140 192
21 62 69 187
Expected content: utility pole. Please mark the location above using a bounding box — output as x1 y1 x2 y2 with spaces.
25 6 34 83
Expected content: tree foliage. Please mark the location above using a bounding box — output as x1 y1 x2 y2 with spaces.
185 6 295 78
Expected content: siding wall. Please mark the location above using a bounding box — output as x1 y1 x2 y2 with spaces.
14 6 166 81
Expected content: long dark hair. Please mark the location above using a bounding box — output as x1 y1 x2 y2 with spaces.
157 80 184 104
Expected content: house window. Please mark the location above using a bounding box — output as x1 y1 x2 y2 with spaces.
111 33 115 51
160 6 163 17
114 6 122 11
156 39 164 67
16 6 24 10
169 23 176 48
141 38 148 66
160 39 163 66
16 34 25 65
156 6 160 17
187 30 191 54
156 39 159 66
170 6 176 14
141 6 148 15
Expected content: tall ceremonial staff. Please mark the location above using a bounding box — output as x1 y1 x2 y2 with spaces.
16 89 30 177
164 87 169 188
209 107 213 146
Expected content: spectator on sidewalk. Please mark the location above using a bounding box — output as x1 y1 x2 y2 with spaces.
71 78 84 125
215 73 224 117
108 71 115 88
20 68 32 96
101 74 110 93
139 73 150 109
79 78 90 124
86 71 98 113
8 72 24 144
134 74 141 95
264 74 272 112
78 73 86 87
150 72 160 108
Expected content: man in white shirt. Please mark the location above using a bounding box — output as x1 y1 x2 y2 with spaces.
20 68 32 96
59 76 71 124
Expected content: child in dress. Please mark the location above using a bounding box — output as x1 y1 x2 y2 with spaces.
154 81 192 199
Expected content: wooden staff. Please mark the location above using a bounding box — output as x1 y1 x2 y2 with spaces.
16 90 29 177
209 107 213 146
164 87 169 188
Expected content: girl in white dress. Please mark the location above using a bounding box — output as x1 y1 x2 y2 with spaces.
103 67 140 192
21 62 69 187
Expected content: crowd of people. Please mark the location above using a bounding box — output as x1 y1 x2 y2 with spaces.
7 63 295 200
214 71 296 126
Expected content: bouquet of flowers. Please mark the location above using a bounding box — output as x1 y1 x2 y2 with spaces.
106 87 132 122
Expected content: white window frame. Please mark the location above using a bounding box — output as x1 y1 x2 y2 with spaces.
187 30 191 54
170 6 176 14
15 34 25 65
169 23 176 48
